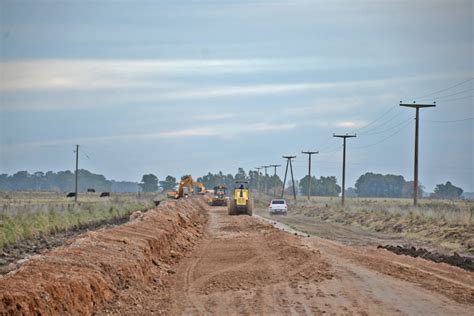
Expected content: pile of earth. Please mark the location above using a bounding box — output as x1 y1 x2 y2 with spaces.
0 197 208 314
378 244 474 272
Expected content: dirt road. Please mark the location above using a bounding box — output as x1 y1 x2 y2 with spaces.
168 207 473 315
1 199 473 314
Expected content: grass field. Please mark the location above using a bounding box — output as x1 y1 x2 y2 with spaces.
0 191 159 249
255 193 474 254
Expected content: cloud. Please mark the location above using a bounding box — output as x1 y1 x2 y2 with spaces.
191 113 236 121
1 121 298 151
0 58 357 92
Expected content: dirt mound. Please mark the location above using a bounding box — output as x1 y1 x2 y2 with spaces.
378 244 474 272
0 197 208 314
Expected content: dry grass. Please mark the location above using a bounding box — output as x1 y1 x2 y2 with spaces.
280 195 473 224
256 193 474 254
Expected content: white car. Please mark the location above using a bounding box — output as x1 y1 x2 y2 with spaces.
268 199 288 215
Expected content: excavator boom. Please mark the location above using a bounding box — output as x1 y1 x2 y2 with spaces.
167 175 206 199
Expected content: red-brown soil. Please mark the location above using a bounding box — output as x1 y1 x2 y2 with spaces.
0 198 208 314
1 196 473 315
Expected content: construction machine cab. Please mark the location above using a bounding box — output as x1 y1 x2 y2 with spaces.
228 181 253 216
210 185 228 206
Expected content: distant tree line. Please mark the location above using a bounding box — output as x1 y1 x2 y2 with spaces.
1 169 465 200
352 172 463 200
197 168 283 193
0 170 138 193
299 175 341 196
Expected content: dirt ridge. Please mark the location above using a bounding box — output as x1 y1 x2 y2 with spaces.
0 197 208 315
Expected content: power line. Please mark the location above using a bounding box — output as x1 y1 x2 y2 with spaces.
358 118 413 136
425 88 474 101
321 144 343 153
356 110 408 135
318 137 339 151
436 95 472 102
412 77 473 100
353 105 398 132
422 117 473 123
353 120 412 149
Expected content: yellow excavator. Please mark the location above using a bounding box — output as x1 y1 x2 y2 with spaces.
167 175 206 199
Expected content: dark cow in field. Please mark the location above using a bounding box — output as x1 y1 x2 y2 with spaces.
100 192 110 197
66 192 76 198
87 188 96 193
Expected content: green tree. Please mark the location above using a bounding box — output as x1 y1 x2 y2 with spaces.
269 174 283 195
139 174 159 192
160 175 178 191
431 181 463 199
299 175 318 196
401 181 424 199
234 168 248 182
355 172 406 197
314 176 341 196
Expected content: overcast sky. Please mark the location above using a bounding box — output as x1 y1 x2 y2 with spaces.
1 0 472 192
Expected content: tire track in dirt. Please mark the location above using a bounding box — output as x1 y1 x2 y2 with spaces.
169 206 335 314
259 214 474 314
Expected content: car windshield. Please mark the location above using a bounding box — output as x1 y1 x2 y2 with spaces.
271 200 285 204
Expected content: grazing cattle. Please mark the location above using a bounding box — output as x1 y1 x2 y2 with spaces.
87 188 96 193
66 192 76 198
100 192 110 197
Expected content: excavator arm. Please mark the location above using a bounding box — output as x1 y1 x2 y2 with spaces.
167 175 206 199
177 176 194 198
192 181 206 195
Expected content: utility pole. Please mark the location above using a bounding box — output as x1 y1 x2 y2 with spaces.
74 144 79 203
261 166 270 194
400 101 436 206
281 156 296 200
254 167 262 192
269 164 281 197
301 151 319 200
333 134 356 206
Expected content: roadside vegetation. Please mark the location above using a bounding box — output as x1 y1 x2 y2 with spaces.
0 191 158 249
255 194 474 254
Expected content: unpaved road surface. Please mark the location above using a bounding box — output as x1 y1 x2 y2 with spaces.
165 207 473 315
1 198 473 315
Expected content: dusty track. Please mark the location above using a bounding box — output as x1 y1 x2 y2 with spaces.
166 207 474 315
1 198 473 314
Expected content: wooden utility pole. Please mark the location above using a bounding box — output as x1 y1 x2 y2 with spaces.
254 167 262 192
281 156 297 200
301 151 318 200
400 101 436 206
269 164 281 197
333 134 356 206
261 165 270 194
74 144 79 203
